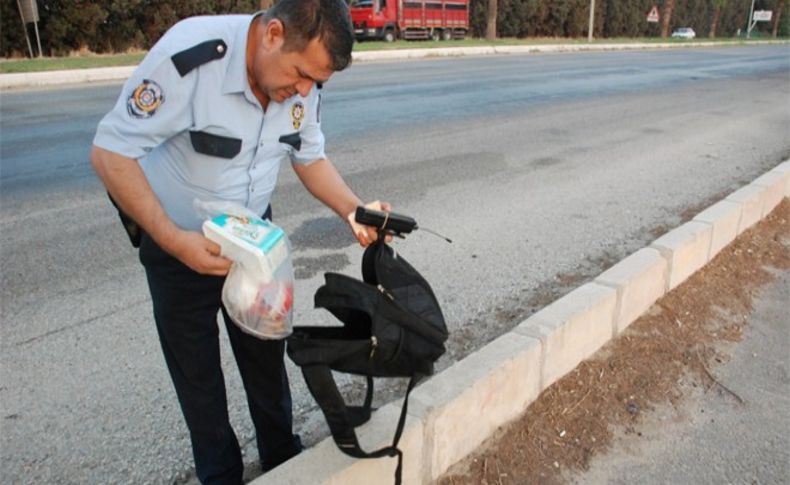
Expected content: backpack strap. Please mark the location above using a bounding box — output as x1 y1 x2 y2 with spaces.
314 273 380 335
361 239 382 285
317 272 446 349
315 273 378 314
301 364 421 485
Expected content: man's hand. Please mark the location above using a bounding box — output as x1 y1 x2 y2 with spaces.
347 201 393 247
91 146 232 275
165 230 233 276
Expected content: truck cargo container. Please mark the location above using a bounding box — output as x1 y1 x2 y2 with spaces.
350 0 469 42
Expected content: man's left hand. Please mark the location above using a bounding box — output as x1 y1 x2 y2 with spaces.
348 200 393 247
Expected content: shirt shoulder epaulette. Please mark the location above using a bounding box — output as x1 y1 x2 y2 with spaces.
170 39 228 77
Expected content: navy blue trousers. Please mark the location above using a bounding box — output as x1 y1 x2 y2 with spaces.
139 208 301 484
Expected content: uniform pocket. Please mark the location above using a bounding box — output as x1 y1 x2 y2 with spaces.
189 130 242 159
278 132 302 151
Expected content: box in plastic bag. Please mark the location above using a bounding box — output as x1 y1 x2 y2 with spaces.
202 214 294 340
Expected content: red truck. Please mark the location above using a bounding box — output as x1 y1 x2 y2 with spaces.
350 0 469 42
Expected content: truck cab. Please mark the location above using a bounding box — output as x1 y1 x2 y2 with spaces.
351 0 398 42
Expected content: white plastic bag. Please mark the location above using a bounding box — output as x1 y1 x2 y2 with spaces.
197 200 294 339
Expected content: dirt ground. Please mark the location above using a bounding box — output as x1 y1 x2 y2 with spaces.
437 199 790 485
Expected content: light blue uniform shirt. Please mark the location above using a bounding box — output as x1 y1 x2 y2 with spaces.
94 14 325 231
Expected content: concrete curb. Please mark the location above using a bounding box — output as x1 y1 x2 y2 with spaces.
255 159 790 485
0 65 137 90
2 40 786 90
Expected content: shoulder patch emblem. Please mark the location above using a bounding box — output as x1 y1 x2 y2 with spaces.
127 80 164 119
290 102 305 130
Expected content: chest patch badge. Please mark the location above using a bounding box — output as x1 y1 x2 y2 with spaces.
290 102 305 130
127 79 164 119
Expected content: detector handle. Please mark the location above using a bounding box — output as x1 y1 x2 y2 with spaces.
354 207 417 235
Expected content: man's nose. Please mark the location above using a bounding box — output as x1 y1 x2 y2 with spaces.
295 79 314 97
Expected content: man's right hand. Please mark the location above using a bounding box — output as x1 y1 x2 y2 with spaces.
165 230 233 276
90 146 232 276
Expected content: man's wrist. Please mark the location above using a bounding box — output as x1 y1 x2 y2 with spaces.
342 199 364 220
149 220 184 256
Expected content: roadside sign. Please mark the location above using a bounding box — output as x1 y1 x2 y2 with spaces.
17 0 39 23
647 5 660 23
748 9 773 38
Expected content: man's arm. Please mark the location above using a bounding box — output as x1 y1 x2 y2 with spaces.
91 145 231 275
291 157 389 246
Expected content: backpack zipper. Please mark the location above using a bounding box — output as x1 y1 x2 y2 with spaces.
369 336 378 359
377 284 394 300
377 281 446 345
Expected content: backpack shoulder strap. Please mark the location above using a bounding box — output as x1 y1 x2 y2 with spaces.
314 273 378 322
361 240 381 284
301 364 421 485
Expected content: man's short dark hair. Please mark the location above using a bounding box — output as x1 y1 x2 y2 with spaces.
263 0 354 71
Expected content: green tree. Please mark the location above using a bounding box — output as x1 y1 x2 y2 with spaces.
38 0 109 55
709 0 727 37
661 0 675 37
510 0 533 37
2 0 261 58
564 0 588 37
602 1 629 37
543 0 571 35
523 0 549 36
95 0 145 53
771 0 786 37
717 0 748 36
2 1 29 57
469 0 488 37
497 0 521 37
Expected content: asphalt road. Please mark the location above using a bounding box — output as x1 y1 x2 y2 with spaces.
1 45 789 484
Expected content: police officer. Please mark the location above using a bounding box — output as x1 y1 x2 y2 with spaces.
90 1 388 483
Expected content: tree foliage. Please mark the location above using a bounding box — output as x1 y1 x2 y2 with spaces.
2 0 260 57
2 0 786 57
469 0 785 39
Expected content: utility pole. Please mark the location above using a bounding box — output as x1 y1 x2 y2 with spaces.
588 0 596 42
747 0 756 38
16 0 42 57
16 0 34 58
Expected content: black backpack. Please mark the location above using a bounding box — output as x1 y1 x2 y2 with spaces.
287 240 448 484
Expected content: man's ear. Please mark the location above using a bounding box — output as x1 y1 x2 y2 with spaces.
263 18 286 49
